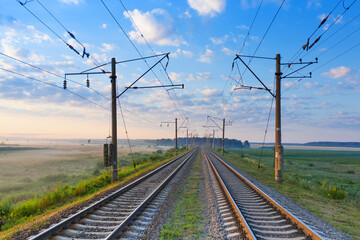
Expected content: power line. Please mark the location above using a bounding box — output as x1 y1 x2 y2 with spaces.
0 52 110 101
218 0 285 116
117 98 135 168
239 0 264 54
0 52 167 128
283 0 358 74
101 0 185 118
17 0 110 73
35 0 89 57
0 67 110 111
258 95 274 168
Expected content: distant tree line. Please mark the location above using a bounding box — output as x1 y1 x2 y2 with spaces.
145 138 250 149
304 142 360 148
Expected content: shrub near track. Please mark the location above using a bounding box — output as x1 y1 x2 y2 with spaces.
216 148 360 239
0 147 187 234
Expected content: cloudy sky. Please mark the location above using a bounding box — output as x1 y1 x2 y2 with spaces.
0 0 359 143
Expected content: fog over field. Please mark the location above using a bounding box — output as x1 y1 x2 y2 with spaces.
0 138 167 203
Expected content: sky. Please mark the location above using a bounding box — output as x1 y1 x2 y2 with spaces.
0 0 360 143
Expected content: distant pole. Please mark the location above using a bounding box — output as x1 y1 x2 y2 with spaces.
175 118 178 155
186 128 188 151
213 129 215 149
111 58 117 183
222 118 225 155
275 53 283 183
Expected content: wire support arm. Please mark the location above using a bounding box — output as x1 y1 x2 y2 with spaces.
80 53 170 74
128 84 184 89
235 55 275 97
117 53 169 98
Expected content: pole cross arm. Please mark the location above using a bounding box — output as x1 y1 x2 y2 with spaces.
235 55 275 98
207 116 223 131
177 117 188 131
234 85 270 91
117 53 170 98
129 84 184 89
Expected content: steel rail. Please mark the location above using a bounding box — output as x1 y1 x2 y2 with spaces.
202 148 256 240
208 149 323 240
106 147 198 239
29 148 197 240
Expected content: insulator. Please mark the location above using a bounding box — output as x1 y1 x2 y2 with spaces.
63 80 67 89
86 79 90 88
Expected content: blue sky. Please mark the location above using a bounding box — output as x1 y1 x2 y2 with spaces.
0 0 359 143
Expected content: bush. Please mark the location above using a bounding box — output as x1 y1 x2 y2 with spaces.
319 180 347 200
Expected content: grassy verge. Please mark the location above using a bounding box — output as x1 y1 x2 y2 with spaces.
215 148 360 239
0 147 188 239
160 151 203 240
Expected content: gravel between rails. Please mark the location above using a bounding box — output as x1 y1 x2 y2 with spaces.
143 149 229 239
211 151 353 240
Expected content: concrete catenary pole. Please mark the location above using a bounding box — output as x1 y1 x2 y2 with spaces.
213 129 215 149
222 118 225 155
175 118 178 155
275 53 283 183
110 58 117 183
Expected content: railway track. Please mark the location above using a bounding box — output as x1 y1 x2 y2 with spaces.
203 148 323 240
28 148 198 240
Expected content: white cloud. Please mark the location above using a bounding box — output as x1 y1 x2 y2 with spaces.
124 9 186 46
182 50 194 57
250 35 259 42
198 49 214 63
171 49 194 58
101 43 115 52
188 0 226 17
100 24 107 29
185 72 211 81
322 66 351 79
210 35 229 45
180 10 192 18
59 0 84 4
307 0 321 9
169 72 182 83
222 47 235 55
201 88 220 97
241 0 284 9
237 25 249 30
196 72 211 81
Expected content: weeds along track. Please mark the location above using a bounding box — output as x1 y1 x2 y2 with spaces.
28 148 198 240
203 148 323 240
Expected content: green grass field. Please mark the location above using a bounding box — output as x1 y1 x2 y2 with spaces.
0 143 176 235
219 147 360 239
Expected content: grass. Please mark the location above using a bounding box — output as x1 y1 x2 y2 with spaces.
0 146 187 237
217 147 360 239
160 150 203 240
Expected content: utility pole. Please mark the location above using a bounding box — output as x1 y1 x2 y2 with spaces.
222 118 225 155
275 54 283 183
186 128 188 151
203 116 232 155
233 53 317 183
213 129 215 149
175 118 178 155
111 58 117 183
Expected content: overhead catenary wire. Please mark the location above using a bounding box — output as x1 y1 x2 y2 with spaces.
0 52 110 101
117 98 136 168
0 53 158 125
0 67 110 111
217 0 286 116
17 0 111 74
100 0 185 118
283 0 358 75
